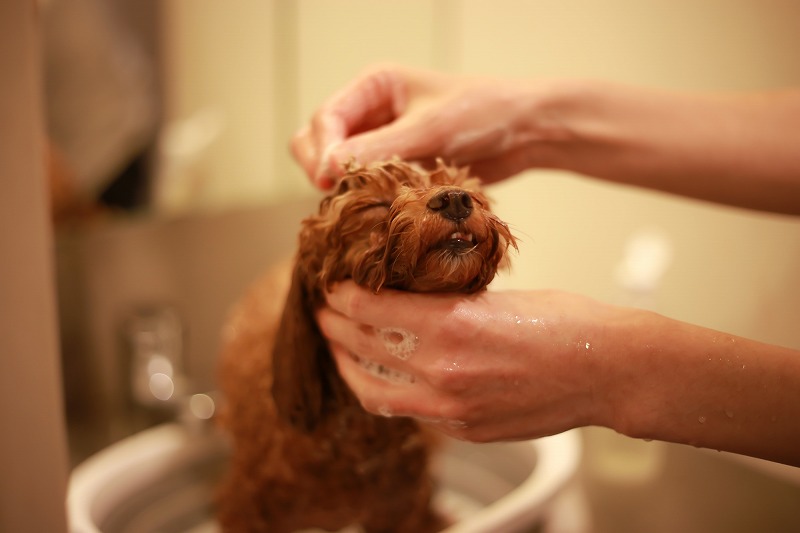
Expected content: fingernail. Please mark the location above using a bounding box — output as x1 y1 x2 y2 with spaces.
315 143 342 186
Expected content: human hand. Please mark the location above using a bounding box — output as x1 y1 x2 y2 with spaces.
291 64 558 189
316 281 619 442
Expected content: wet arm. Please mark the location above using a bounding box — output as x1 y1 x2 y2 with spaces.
529 80 800 215
600 307 800 467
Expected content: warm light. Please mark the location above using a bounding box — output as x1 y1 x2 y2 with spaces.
189 393 215 420
149 373 174 401
146 354 174 377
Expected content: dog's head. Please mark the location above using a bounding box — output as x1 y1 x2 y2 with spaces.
273 160 517 430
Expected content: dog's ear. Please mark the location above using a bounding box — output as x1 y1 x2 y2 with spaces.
271 260 350 432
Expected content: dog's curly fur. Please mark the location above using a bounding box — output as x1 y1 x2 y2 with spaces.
216 160 516 533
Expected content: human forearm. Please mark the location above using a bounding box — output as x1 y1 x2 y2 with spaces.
601 307 800 466
293 67 800 213
531 80 800 214
320 283 800 465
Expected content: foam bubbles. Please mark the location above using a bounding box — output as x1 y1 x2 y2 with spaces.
350 351 415 384
377 327 419 360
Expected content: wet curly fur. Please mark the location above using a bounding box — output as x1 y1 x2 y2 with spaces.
216 160 516 532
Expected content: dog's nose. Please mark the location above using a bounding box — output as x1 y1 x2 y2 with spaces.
427 189 473 221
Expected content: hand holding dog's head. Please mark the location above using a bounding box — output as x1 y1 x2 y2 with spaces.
273 160 517 430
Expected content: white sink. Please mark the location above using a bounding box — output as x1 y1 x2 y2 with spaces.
68 423 584 533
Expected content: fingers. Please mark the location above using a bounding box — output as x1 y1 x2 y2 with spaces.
322 67 406 136
316 301 425 390
291 64 468 189
296 110 444 189
323 280 435 330
316 285 438 418
320 280 476 371
291 64 546 189
291 67 408 188
329 340 476 436
330 113 444 169
328 341 420 414
317 281 521 438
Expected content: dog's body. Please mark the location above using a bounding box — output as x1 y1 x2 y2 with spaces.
216 161 516 533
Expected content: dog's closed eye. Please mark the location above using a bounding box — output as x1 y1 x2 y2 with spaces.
355 202 392 214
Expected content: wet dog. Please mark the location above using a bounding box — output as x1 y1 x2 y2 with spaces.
216 160 516 532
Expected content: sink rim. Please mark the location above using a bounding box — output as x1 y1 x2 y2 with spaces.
68 423 581 533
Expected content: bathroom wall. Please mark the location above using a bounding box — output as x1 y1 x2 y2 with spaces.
157 0 288 209
155 0 450 211
0 1 69 530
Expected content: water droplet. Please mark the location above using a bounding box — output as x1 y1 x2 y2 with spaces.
698 416 706 424
585 342 591 350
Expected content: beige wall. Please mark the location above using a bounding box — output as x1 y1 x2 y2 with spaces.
156 0 450 210
0 1 69 531
158 0 285 209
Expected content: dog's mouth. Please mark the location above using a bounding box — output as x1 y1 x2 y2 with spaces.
440 231 476 252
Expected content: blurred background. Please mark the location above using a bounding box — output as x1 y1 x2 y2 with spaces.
3 0 800 531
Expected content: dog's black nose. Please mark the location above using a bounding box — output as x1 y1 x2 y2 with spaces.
427 189 473 221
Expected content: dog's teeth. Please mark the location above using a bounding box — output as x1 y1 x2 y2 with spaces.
448 232 475 245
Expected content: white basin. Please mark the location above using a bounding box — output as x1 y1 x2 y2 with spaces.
68 423 583 533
